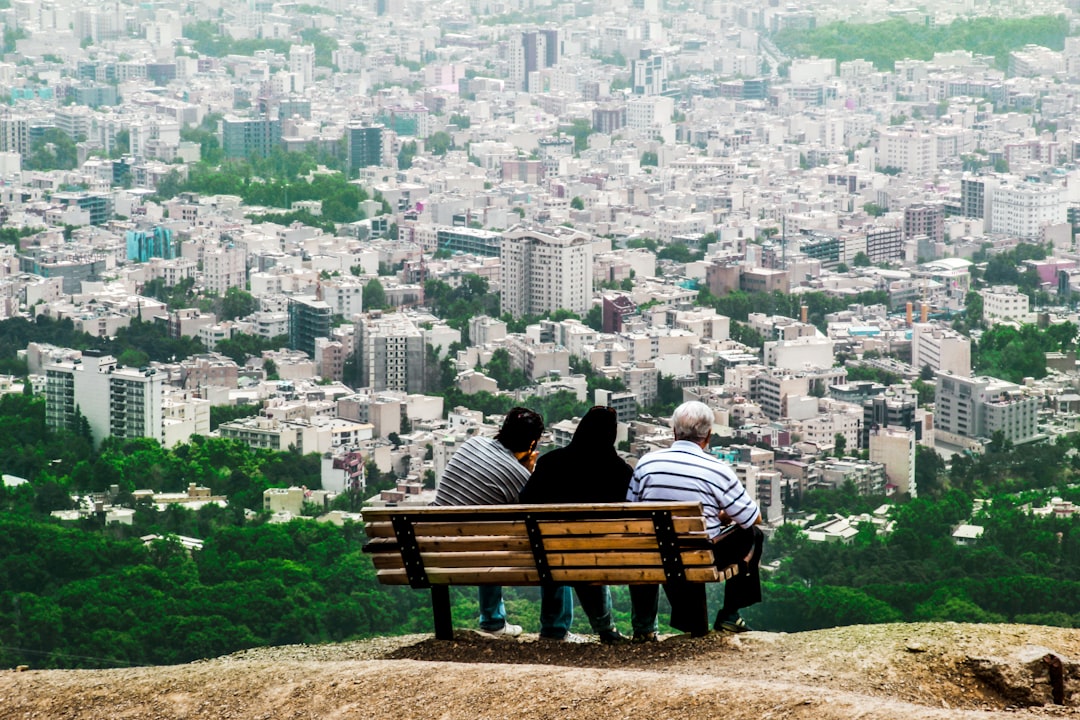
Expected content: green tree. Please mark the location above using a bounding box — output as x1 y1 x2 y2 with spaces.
363 279 387 310
427 131 452 156
570 196 584 211
218 288 257 321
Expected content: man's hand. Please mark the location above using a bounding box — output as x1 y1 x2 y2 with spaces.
516 450 539 473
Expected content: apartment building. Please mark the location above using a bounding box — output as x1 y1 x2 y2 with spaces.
934 374 1040 447
911 322 971 376
501 225 593 319
45 350 164 447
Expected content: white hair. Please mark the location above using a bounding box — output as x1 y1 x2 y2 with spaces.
670 401 714 442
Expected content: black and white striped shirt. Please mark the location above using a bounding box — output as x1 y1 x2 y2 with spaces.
627 440 760 537
433 436 531 506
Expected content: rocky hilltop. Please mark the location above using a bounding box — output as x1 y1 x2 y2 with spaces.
3 623 1078 719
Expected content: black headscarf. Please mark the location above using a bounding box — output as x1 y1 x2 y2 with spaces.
519 406 632 504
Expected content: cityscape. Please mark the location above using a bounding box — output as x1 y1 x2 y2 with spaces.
2 0 1080 567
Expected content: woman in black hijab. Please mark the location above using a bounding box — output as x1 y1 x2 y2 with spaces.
520 406 632 643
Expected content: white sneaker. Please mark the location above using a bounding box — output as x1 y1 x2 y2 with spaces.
477 622 522 639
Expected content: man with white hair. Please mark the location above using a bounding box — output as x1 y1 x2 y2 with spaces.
626 400 764 641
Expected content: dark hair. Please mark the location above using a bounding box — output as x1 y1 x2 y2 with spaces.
495 407 545 453
570 406 618 448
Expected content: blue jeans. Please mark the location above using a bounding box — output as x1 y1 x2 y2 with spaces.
540 585 615 638
478 586 507 630
629 585 659 635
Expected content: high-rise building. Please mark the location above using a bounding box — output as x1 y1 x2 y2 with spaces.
878 127 936 175
632 50 667 95
911 322 970 376
346 123 388 173
126 227 177 262
988 179 1066 240
868 426 917 497
501 225 593 319
934 374 1040 447
289 45 315 90
221 115 282 160
202 246 246 295
45 350 164 447
289 296 332 358
861 389 919 448
960 174 997 219
508 29 560 92
355 312 426 393
903 204 945 243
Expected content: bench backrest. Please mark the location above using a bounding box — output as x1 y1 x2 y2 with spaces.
362 501 731 587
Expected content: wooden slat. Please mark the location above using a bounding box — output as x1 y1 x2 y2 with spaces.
375 565 731 586
364 536 534 553
546 549 716 568
361 501 705 521
372 551 537 571
364 521 531 539
372 548 716 571
537 517 704 536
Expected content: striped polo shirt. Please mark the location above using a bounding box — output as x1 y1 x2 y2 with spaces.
433 436 531 506
627 440 760 537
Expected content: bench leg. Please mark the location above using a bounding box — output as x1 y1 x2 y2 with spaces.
431 586 454 640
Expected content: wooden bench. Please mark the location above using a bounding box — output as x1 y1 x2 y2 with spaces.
361 501 739 640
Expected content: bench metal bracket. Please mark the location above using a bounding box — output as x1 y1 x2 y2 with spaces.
390 514 430 589
523 515 553 584
652 510 687 583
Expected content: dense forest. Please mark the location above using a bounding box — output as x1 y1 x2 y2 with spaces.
774 15 1068 72
2 386 1080 668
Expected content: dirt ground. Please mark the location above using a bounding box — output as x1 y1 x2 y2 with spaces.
3 623 1080 719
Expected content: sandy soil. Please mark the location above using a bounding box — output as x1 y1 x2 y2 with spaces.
3 623 1079 719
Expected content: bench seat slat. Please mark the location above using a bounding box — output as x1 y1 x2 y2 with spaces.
364 521 530 539
547 550 716 567
375 565 732 585
372 551 537 570
365 536 534 553
362 502 705 522
364 517 706 540
372 549 717 571
538 518 705 536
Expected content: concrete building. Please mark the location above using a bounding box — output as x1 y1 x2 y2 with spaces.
980 285 1031 324
356 312 426 393
934 374 1040 448
288 296 332 358
221 115 282 160
44 350 164 447
989 180 1066 240
501 225 593 319
202 246 247 295
911 322 971 376
763 336 835 371
869 425 916 497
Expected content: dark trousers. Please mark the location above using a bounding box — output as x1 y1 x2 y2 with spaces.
630 524 764 636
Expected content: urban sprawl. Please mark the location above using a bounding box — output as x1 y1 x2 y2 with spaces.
3 0 1080 537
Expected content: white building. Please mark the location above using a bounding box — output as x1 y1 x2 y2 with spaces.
935 374 1041 447
44 350 164 447
878 127 936 175
911 322 971 377
203 246 247 295
764 336 835 371
980 285 1032 324
501 225 593 319
868 425 916 497
989 181 1066 240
